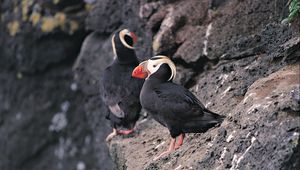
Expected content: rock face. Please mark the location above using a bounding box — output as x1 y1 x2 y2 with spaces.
1 0 299 170
93 0 298 169
0 0 101 170
107 37 300 170
73 32 115 170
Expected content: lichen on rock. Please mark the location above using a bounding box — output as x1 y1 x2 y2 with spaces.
7 20 20 36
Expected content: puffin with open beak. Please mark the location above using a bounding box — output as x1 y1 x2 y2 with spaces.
101 29 143 141
132 56 225 160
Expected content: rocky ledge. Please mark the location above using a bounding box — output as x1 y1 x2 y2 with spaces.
107 38 300 169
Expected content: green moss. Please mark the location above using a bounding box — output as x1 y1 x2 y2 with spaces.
54 12 67 29
85 4 93 11
68 20 79 34
289 0 300 21
7 1 80 34
13 6 18 14
283 0 300 23
40 12 77 34
53 0 60 5
292 138 298 146
152 39 161 53
7 20 20 36
41 17 57 32
30 12 41 26
17 72 23 79
22 0 33 21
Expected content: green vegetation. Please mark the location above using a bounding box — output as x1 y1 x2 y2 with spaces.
7 20 20 36
287 0 300 22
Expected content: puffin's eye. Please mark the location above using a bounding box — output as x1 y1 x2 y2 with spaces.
153 65 157 67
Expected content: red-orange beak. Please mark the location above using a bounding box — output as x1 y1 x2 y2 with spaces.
132 65 148 79
130 32 138 44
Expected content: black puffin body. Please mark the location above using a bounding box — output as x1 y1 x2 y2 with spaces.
140 67 223 137
100 29 143 141
132 56 225 160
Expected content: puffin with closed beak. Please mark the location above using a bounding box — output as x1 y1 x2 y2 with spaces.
101 29 144 141
132 56 225 160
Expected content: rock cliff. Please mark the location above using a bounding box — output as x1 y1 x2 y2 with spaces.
81 0 299 169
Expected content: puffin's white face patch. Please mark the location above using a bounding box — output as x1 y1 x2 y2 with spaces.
146 56 176 81
119 29 134 49
111 34 117 58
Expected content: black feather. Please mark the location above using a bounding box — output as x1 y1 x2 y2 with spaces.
140 63 224 138
100 30 143 130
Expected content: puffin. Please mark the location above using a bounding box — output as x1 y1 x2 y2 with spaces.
131 56 225 160
100 29 144 141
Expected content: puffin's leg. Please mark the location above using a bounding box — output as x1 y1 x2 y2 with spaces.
153 138 176 161
175 133 185 149
117 129 134 135
106 128 117 142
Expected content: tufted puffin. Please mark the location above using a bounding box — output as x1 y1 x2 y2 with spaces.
100 29 143 141
132 56 225 160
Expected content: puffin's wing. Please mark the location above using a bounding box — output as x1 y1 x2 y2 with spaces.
153 83 206 119
108 104 125 118
100 67 126 118
100 66 142 118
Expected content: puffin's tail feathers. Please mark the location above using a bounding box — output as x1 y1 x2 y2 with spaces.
181 109 225 133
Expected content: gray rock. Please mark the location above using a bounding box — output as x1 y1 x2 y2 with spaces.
73 32 113 94
86 0 123 33
225 64 300 170
139 2 164 19
173 26 206 63
0 69 97 170
173 65 195 86
0 1 99 170
0 0 88 73
107 0 300 169
206 0 289 60
73 32 115 169
151 0 211 55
